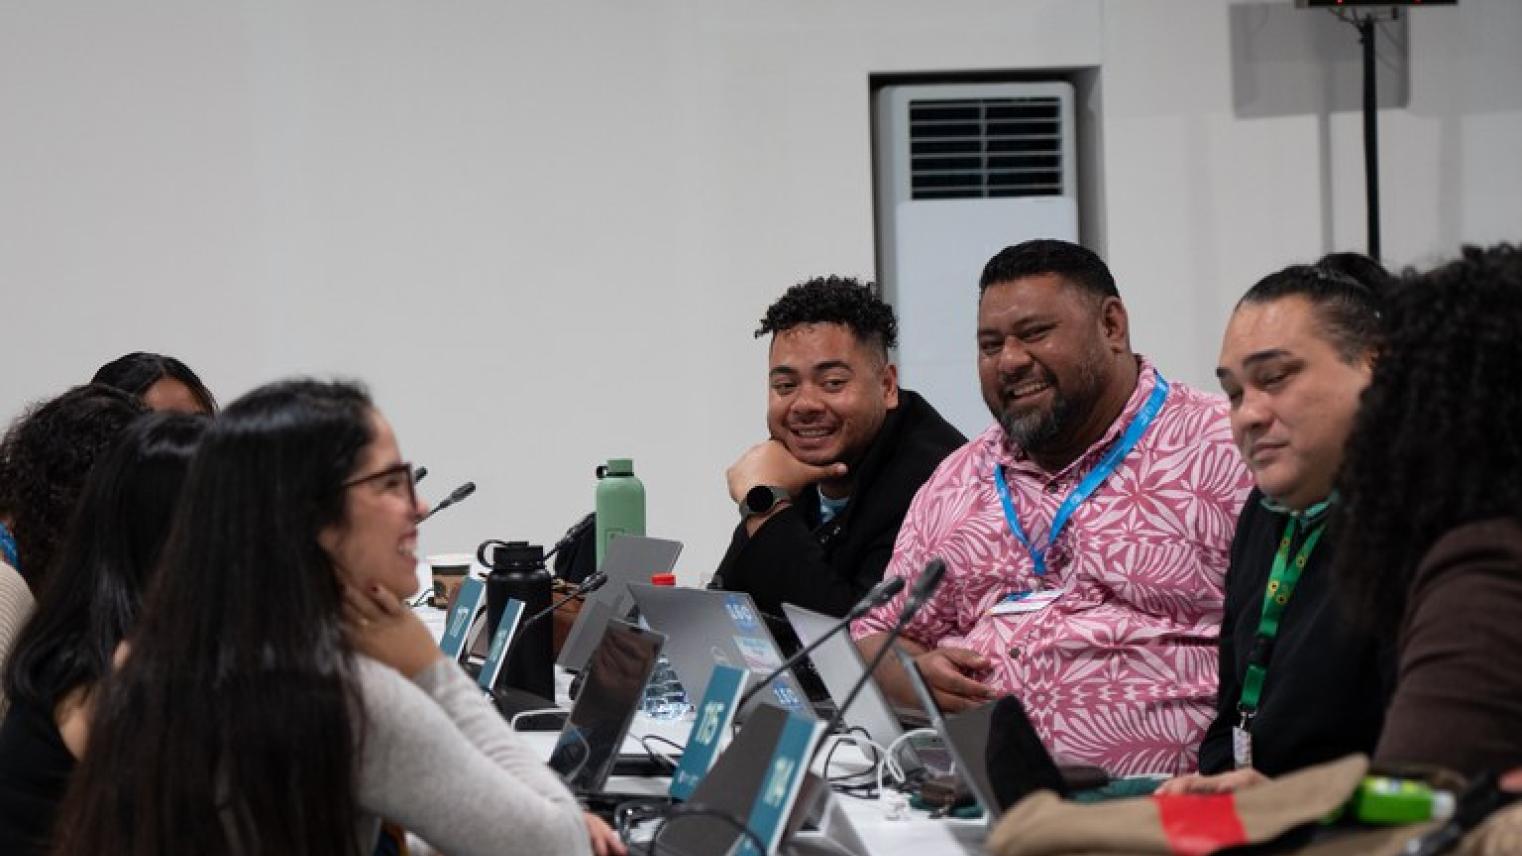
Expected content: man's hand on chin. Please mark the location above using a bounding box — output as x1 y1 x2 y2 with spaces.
726 438 847 502
727 439 848 535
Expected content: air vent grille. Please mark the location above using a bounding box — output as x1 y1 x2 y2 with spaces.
908 97 1064 200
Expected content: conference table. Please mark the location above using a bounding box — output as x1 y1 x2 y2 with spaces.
411 598 990 855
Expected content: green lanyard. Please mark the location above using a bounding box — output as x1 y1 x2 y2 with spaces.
1237 516 1325 726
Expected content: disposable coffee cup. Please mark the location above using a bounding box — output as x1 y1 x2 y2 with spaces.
427 553 473 608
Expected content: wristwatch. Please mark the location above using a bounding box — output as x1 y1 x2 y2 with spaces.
738 485 790 519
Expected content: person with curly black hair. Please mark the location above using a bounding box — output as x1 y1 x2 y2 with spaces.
0 384 144 711
1335 243 1522 778
711 275 965 620
90 351 217 414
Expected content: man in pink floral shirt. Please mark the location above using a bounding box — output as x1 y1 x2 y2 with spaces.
853 240 1251 776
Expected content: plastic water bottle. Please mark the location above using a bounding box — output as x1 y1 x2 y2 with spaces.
594 458 645 570
640 573 691 720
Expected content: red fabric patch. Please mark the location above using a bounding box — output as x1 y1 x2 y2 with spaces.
1152 793 1248 856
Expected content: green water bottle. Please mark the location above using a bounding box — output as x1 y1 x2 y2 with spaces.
595 458 645 569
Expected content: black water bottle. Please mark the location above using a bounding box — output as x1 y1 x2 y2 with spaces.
477 539 553 699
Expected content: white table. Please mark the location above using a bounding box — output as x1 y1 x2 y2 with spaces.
411 600 988 855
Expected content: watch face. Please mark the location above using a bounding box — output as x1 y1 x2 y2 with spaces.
744 485 775 515
743 485 783 516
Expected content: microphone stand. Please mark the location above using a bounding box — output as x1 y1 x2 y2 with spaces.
811 560 945 760
544 512 595 563
519 572 607 630
736 578 905 714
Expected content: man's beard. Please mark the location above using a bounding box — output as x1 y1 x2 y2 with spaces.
999 392 1069 450
997 352 1106 453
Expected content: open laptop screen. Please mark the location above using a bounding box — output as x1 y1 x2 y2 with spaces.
557 535 682 672
548 620 665 794
629 584 813 719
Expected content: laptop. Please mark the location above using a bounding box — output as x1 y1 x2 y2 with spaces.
547 619 669 794
628 584 814 720
781 603 939 772
557 535 683 672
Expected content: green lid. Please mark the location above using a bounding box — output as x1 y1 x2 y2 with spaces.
605 458 634 475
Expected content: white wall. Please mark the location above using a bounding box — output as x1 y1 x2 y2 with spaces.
1 0 1517 583
1103 0 1522 388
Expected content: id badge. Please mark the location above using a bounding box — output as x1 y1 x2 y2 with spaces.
990 588 1061 616
1232 725 1253 770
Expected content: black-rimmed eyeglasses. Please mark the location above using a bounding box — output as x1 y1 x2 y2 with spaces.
342 460 418 506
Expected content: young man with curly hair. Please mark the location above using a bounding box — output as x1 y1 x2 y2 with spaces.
710 276 965 620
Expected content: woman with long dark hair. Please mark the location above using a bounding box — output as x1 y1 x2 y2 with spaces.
0 412 208 855
1335 243 1522 777
50 380 605 856
91 351 217 414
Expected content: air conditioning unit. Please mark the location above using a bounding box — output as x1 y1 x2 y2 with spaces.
874 81 1079 439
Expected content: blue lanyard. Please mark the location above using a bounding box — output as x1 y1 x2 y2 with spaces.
992 375 1170 579
0 521 17 571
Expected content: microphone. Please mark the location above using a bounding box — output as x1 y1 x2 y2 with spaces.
897 557 946 622
518 572 609 631
421 482 476 522
736 577 906 713
544 512 596 561
1402 771 1520 856
412 465 429 484
812 558 947 755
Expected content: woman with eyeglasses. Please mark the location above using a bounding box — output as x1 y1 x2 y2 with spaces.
0 412 207 856
49 380 620 856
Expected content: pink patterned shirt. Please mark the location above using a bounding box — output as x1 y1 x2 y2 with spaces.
852 359 1251 776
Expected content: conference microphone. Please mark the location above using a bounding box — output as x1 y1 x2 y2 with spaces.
735 577 906 713
544 512 596 562
897 557 947 622
812 558 947 752
421 482 476 522
518 572 609 630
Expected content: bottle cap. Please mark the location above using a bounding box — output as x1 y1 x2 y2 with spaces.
1431 790 1456 822
605 458 635 476
650 573 676 586
483 542 545 571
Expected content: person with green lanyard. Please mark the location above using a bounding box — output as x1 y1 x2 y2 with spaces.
1159 256 1396 795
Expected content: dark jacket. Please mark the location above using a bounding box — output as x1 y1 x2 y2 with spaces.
1375 517 1522 777
710 389 964 619
1198 489 1396 777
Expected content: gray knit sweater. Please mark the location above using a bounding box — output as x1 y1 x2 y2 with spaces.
352 655 590 856
0 561 35 717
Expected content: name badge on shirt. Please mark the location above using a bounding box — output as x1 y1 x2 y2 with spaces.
1232 725 1254 770
990 589 1061 616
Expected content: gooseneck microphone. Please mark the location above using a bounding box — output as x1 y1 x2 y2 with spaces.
813 558 946 750
736 577 906 713
544 512 596 562
421 482 476 522
896 556 946 622
518 572 609 630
